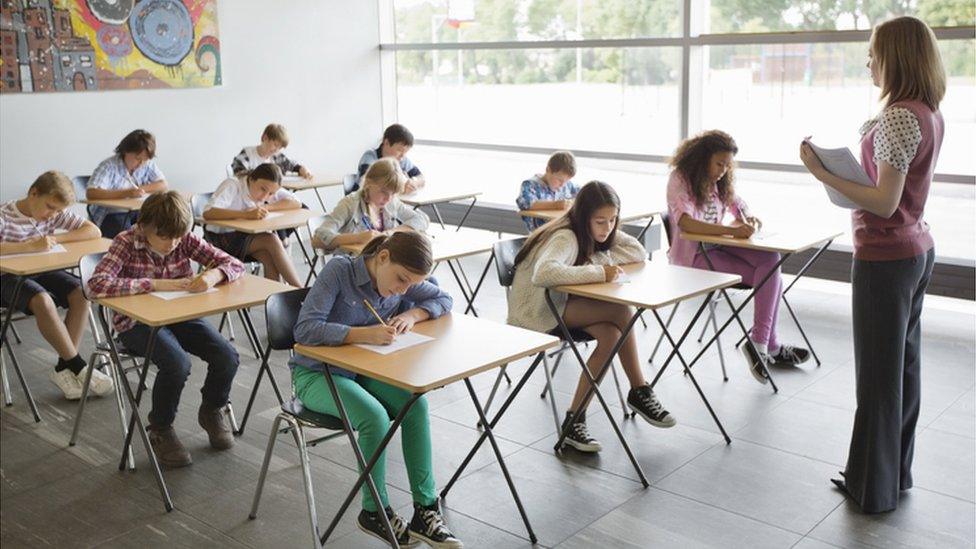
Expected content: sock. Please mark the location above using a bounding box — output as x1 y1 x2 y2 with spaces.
750 340 768 355
55 355 86 375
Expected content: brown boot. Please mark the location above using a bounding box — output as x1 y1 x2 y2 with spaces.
148 425 192 468
198 403 235 450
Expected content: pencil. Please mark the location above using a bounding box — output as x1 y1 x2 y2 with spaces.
194 261 216 283
363 299 388 326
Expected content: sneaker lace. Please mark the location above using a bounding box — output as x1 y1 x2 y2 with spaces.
388 513 409 538
421 508 448 535
571 421 594 442
778 346 799 361
638 388 665 415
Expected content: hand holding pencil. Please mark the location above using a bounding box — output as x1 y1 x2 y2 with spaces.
188 261 217 293
363 299 397 345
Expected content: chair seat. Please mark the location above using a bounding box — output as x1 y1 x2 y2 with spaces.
548 327 595 343
286 405 345 431
731 282 752 290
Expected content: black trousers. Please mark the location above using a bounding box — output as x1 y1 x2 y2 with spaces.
846 247 935 513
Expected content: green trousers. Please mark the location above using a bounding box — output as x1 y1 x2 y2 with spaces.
292 366 436 512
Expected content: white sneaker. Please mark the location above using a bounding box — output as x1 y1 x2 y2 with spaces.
76 366 114 397
50 368 83 400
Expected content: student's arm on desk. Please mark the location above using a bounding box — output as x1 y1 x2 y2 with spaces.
294 260 396 345
185 233 244 290
395 199 429 232
53 220 101 244
0 237 55 255
87 238 156 297
532 230 606 286
86 186 145 200
678 214 754 239
607 230 647 264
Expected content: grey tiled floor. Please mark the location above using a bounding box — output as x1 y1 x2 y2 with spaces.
1 248 973 548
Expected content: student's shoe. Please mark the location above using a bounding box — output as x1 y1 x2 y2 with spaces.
740 343 771 384
409 501 463 548
627 384 676 428
198 403 235 450
50 368 83 400
75 365 114 397
357 507 417 547
560 412 602 453
148 425 192 468
770 345 811 366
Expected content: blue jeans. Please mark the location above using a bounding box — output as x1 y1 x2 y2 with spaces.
118 318 239 428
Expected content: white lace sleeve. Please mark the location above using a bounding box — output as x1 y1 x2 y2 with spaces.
873 107 922 174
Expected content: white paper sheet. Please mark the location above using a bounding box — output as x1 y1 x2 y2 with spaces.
0 244 67 258
262 212 285 220
609 271 632 284
281 175 304 183
354 331 435 355
752 231 778 241
151 288 219 300
805 140 874 209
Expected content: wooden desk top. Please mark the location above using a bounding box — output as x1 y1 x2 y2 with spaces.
0 238 112 276
295 314 560 392
401 188 482 206
204 208 315 234
518 205 665 223
339 229 502 262
680 228 844 254
555 260 742 310
281 176 343 191
95 274 294 327
82 191 191 211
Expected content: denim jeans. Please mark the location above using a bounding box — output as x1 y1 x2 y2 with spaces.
119 318 239 428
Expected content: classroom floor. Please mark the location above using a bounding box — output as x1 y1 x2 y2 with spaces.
1 246 974 548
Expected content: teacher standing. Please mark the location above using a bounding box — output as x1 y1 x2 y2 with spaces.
799 15 945 514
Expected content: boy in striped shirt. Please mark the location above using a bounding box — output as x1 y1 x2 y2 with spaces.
87 191 245 468
0 171 113 400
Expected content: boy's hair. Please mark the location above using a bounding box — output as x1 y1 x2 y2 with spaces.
262 123 290 147
361 231 434 275
138 191 193 238
29 170 75 204
547 151 576 177
115 129 156 158
382 124 414 147
669 130 738 208
515 181 621 269
870 16 946 110
246 163 283 185
362 158 406 197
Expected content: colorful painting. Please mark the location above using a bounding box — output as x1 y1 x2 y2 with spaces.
0 0 220 93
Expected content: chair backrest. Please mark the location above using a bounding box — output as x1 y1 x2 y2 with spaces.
72 175 92 218
190 192 212 227
661 211 673 247
306 213 328 238
342 173 359 196
78 252 106 300
265 287 310 351
494 237 526 288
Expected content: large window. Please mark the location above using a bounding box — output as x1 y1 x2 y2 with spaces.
382 0 976 263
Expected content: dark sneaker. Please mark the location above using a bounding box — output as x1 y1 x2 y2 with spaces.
627 384 676 428
357 507 417 547
560 412 602 453
740 343 771 384
770 345 811 366
409 501 463 548
148 425 192 468
198 404 234 450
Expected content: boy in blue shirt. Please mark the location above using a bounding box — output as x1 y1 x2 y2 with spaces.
516 150 580 230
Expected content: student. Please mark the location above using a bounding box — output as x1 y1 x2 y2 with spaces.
800 16 944 513
87 129 168 238
356 123 424 194
508 181 674 453
290 231 461 547
666 130 810 382
203 163 303 288
229 123 312 180
516 150 581 230
314 158 429 253
87 191 245 468
0 171 113 400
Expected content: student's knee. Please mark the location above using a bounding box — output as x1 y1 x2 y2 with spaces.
155 352 193 382
67 287 90 311
355 405 391 439
404 394 429 421
28 292 57 317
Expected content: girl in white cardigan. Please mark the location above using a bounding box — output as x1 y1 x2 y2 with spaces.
508 181 675 453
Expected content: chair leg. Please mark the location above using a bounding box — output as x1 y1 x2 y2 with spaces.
69 350 101 446
291 422 321 545
9 322 21 345
540 347 566 399
1 351 12 407
697 299 716 343
542 354 561 434
226 402 239 433
610 360 630 418
250 414 286 520
649 303 679 364
710 301 728 381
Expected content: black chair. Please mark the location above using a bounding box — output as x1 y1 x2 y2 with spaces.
342 173 359 196
71 175 93 220
480 238 629 432
249 288 354 547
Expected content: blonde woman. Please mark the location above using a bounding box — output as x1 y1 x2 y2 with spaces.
313 158 430 253
800 16 945 513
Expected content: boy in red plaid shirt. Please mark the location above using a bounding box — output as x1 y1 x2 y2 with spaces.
88 191 245 468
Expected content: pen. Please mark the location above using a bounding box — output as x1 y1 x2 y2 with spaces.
363 299 388 326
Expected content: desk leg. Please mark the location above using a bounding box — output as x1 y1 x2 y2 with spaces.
778 239 833 367
294 228 314 268
320 367 420 548
463 250 495 316
100 309 172 511
546 290 649 487
442 353 543 497
313 187 328 212
462 377 537 543
455 197 478 232
0 276 40 422
428 203 448 231
445 260 478 317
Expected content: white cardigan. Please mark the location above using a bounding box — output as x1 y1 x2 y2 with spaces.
507 227 647 334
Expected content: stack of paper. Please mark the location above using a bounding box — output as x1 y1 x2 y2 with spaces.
804 140 875 209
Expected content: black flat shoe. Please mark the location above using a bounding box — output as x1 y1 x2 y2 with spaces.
831 478 854 501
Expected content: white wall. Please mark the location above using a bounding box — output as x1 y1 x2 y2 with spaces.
0 0 382 204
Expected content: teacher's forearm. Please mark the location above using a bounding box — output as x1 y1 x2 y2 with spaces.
818 171 897 217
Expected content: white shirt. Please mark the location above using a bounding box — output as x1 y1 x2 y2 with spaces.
204 177 296 234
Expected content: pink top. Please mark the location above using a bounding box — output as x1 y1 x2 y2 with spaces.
854 100 943 261
665 170 750 266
